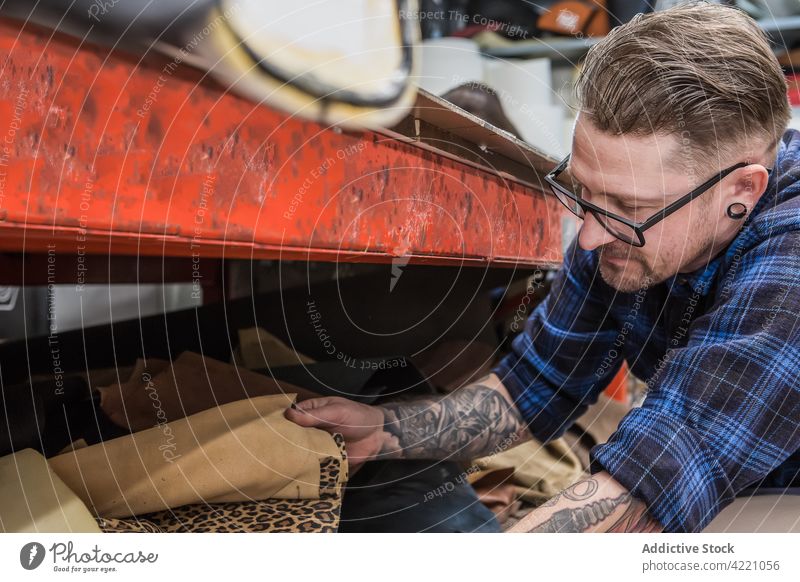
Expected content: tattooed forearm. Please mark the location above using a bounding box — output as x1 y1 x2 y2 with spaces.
539 477 599 508
520 475 663 533
530 493 629 533
376 380 528 460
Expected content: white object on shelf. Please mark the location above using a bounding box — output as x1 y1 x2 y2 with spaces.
418 38 484 95
53 284 201 332
484 57 566 156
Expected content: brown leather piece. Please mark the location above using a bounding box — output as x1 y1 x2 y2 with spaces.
99 351 319 433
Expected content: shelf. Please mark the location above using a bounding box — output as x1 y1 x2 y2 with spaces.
0 17 563 274
481 16 800 63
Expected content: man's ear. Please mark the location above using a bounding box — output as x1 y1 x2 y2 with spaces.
727 164 769 211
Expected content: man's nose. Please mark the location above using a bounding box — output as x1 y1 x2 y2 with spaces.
577 212 617 251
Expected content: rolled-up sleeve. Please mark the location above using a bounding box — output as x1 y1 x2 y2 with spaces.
493 241 624 443
590 231 800 532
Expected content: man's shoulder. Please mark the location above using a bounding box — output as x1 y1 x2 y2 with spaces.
716 225 800 297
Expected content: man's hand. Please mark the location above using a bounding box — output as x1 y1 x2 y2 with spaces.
285 374 531 467
285 397 390 469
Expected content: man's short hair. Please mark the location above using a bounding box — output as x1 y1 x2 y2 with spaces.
575 2 790 169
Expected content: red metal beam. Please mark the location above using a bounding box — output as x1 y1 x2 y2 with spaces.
0 18 563 271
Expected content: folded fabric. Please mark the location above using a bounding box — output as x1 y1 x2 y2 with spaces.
100 352 319 432
0 449 100 533
96 435 347 533
82 365 136 392
572 394 630 446
467 466 522 526
232 327 314 370
470 437 584 505
558 395 632 470
49 395 347 518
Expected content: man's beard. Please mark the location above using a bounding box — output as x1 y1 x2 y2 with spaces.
598 246 658 293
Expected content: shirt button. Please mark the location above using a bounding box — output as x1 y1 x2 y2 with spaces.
677 277 688 285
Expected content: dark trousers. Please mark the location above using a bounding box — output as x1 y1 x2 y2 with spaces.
339 459 501 533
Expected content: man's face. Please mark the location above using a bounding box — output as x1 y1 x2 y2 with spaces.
567 115 724 292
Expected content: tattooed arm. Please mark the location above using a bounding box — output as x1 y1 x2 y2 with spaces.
378 373 530 460
509 471 663 533
286 373 531 466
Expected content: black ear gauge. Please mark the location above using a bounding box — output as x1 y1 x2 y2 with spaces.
726 202 748 220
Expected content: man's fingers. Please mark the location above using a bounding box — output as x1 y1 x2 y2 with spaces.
284 400 345 430
293 396 344 412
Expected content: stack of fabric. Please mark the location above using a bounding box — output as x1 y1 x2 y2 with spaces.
1 339 349 533
1 394 347 533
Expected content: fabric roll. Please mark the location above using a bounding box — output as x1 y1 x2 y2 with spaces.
0 449 100 533
49 395 347 518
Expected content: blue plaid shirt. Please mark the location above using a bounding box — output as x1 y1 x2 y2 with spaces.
493 129 800 532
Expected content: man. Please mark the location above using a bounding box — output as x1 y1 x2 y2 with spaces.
287 3 800 532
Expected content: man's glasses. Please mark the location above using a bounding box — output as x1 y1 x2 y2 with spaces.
544 154 747 247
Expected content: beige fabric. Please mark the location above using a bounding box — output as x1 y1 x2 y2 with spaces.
96 435 348 533
573 395 630 447
470 438 584 505
233 327 314 370
703 494 800 533
59 439 89 454
0 449 100 533
560 395 632 470
100 351 319 432
49 394 347 518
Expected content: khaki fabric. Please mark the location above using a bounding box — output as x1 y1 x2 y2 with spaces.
703 494 800 533
49 395 347 518
233 327 314 370
96 435 348 533
470 438 584 505
574 395 630 447
0 449 100 533
100 351 318 432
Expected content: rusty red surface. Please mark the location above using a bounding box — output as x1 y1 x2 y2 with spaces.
0 18 563 269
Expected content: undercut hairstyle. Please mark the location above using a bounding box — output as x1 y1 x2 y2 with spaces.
575 2 790 170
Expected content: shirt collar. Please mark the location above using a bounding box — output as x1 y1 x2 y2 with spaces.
665 257 720 297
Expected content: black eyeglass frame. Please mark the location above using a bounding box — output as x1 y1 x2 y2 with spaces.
544 154 748 247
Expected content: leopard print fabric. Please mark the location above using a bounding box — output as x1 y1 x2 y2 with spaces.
98 433 348 533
